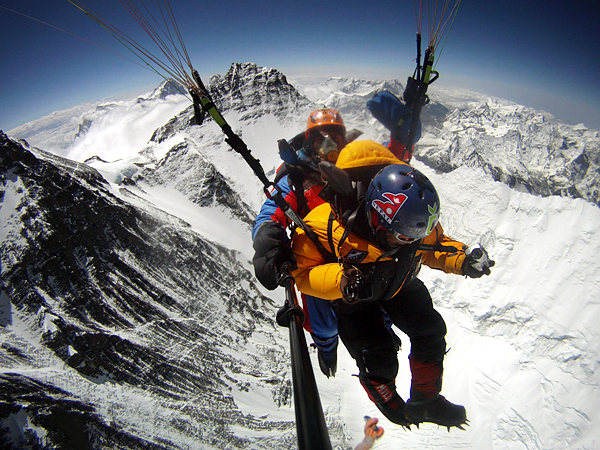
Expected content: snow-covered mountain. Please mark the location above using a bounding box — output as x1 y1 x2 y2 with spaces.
2 62 600 449
0 133 302 449
417 94 600 207
9 84 191 165
290 75 600 208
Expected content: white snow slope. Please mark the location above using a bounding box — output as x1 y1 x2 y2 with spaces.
5 75 600 450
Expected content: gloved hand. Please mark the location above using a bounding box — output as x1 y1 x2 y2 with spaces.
252 221 297 290
366 90 422 145
463 245 495 278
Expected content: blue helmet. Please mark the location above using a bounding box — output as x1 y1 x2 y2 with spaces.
366 164 440 239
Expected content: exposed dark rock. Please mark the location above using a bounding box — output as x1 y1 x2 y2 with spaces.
0 374 167 450
0 133 294 449
415 100 600 206
208 63 311 121
135 141 255 225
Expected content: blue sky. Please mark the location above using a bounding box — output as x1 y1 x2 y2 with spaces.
1 0 599 131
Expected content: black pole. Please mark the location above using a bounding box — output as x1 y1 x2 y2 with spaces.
279 265 333 450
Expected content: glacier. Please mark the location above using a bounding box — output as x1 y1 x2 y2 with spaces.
2 62 600 449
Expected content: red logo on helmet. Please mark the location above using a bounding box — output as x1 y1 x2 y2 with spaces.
372 192 408 224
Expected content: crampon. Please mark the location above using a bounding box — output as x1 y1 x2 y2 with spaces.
405 394 469 431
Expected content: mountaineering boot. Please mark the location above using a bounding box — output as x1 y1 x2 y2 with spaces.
406 357 467 429
405 395 467 429
360 378 411 427
317 347 337 378
312 334 338 378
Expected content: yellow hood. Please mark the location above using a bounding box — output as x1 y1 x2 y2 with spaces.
336 139 406 171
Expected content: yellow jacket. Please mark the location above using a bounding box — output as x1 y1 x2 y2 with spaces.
291 140 467 301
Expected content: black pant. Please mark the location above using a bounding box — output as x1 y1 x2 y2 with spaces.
333 278 447 383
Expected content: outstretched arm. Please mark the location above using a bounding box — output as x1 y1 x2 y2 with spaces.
420 222 494 277
419 222 467 274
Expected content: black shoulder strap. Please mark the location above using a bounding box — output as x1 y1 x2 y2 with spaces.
326 199 364 267
327 213 338 258
289 173 308 218
337 200 363 257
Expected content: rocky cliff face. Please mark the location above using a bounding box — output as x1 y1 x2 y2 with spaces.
137 63 317 220
209 63 312 122
0 132 296 449
134 140 257 225
415 97 600 206
149 63 313 144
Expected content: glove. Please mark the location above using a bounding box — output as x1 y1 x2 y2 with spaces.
463 245 495 278
366 90 422 145
252 221 296 290
278 138 298 165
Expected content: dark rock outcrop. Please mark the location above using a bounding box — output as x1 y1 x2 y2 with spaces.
0 132 294 449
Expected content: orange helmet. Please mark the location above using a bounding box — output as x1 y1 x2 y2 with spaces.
305 108 345 138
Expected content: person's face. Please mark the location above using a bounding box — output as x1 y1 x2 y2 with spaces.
310 126 346 162
382 229 418 247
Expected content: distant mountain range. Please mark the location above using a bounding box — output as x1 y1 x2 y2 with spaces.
11 62 599 208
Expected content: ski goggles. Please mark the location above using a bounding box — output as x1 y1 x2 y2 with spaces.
370 210 419 244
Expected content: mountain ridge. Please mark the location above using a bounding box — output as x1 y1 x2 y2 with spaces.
7 62 600 209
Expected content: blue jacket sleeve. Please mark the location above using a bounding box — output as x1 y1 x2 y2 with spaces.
251 175 291 240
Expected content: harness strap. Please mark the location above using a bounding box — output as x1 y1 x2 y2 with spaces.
325 199 365 269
